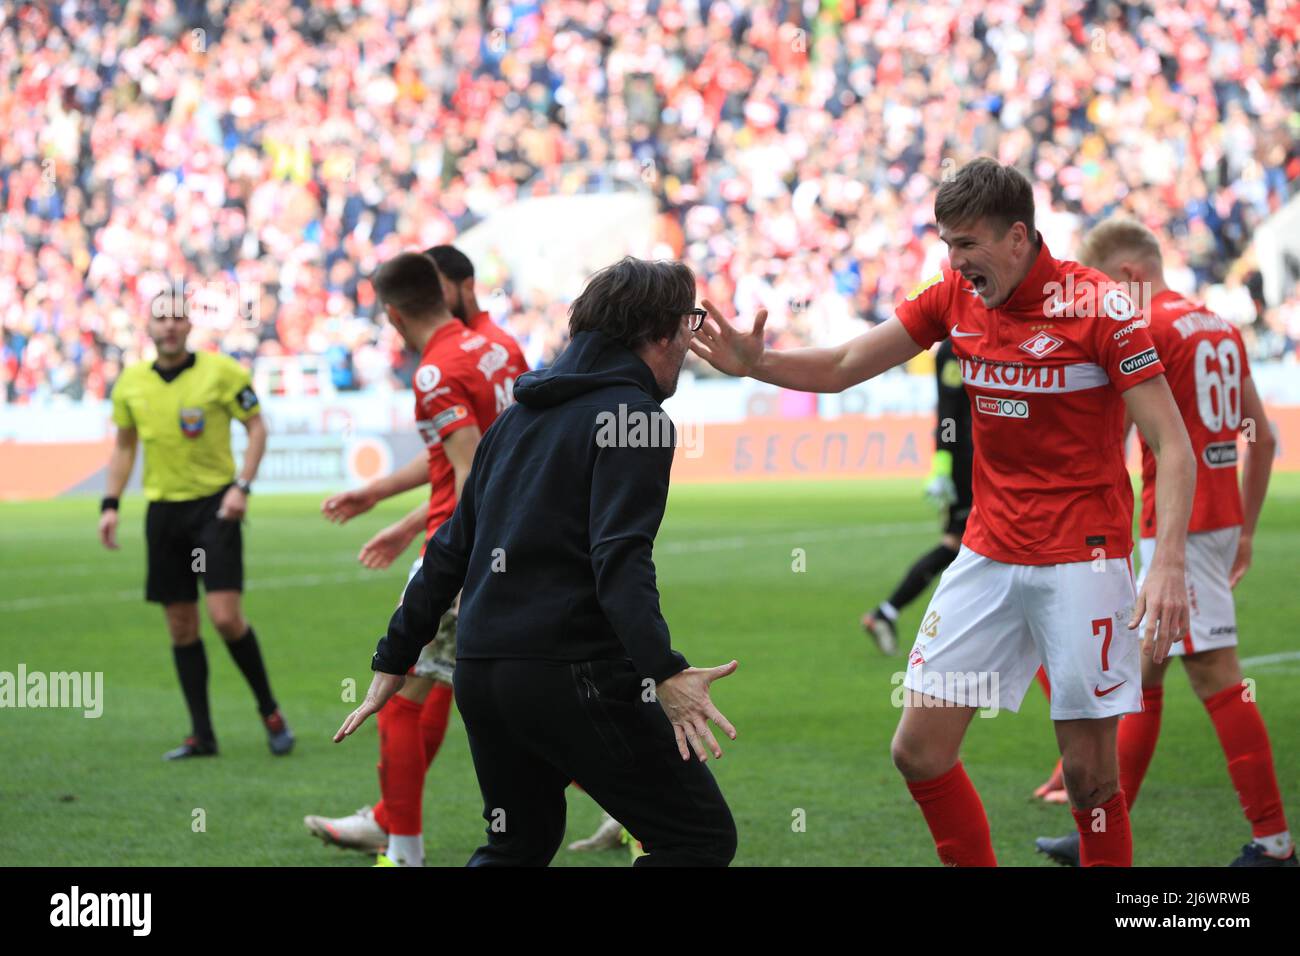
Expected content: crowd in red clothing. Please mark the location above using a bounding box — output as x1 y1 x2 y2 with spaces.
2 0 1298 404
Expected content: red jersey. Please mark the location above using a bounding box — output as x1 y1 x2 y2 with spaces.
414 319 527 537
897 240 1166 565
467 309 524 358
467 310 528 386
1138 290 1248 538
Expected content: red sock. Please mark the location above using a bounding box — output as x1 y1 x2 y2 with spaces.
1035 666 1051 700
420 683 454 769
1117 685 1163 809
905 762 997 866
1072 791 1132 866
372 695 425 836
1203 684 1288 838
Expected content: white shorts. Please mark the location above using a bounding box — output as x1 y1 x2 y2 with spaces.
903 546 1141 720
1136 528 1240 657
401 555 457 684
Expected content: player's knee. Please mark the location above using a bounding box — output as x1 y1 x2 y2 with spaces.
891 733 950 782
1060 760 1119 810
1182 650 1241 701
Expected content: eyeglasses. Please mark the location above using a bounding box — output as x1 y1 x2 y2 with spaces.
682 308 707 332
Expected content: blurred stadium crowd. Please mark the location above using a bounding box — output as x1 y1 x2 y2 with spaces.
2 0 1299 404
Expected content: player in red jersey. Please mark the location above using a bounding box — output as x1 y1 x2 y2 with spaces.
304 252 526 866
426 244 518 352
692 160 1195 866
1035 218 1294 867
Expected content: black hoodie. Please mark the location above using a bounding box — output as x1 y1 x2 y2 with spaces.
371 330 689 684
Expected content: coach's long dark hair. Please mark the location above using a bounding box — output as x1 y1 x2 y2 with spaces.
567 257 696 351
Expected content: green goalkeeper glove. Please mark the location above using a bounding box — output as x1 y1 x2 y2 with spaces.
924 449 957 510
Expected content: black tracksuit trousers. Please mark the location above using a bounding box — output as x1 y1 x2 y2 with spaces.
454 658 737 867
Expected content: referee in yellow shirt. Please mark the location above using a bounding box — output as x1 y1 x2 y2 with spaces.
98 296 293 760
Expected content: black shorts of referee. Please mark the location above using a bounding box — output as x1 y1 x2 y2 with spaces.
145 484 243 603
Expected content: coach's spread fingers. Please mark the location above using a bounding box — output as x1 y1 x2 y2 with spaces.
699 722 723 759
709 705 737 740
687 722 710 762
673 722 689 761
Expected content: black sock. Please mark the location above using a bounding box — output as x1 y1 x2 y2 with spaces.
172 641 215 742
225 626 278 718
886 544 960 612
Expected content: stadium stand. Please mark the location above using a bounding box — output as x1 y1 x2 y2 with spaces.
1 0 1297 405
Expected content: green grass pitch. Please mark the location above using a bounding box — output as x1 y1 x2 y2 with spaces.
2 476 1297 866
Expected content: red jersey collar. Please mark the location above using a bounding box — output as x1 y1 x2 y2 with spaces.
1151 288 1184 309
420 318 464 360
999 234 1058 316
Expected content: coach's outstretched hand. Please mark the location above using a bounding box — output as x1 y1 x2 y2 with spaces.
334 671 406 742
689 300 767 379
655 660 739 762
1129 562 1188 664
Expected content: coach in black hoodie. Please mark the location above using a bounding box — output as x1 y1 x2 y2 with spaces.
336 258 738 866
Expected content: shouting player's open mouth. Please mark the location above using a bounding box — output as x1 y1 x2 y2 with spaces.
964 271 990 298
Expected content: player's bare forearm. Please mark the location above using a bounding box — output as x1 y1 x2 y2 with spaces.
370 455 429 501
323 457 426 525
1125 377 1194 569
1124 377 1193 660
692 303 921 392
239 414 267 483
396 502 427 540
1150 443 1193 568
1238 377 1274 539
443 426 482 502
751 319 922 393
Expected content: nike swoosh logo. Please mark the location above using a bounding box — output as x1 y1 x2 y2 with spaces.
1094 681 1127 697
951 327 981 337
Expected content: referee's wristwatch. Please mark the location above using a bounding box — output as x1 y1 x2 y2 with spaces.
234 478 253 495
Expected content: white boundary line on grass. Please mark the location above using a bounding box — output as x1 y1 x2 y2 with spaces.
0 521 935 612
1239 650 1300 669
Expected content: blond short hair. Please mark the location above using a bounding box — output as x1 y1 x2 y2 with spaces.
1077 217 1163 271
